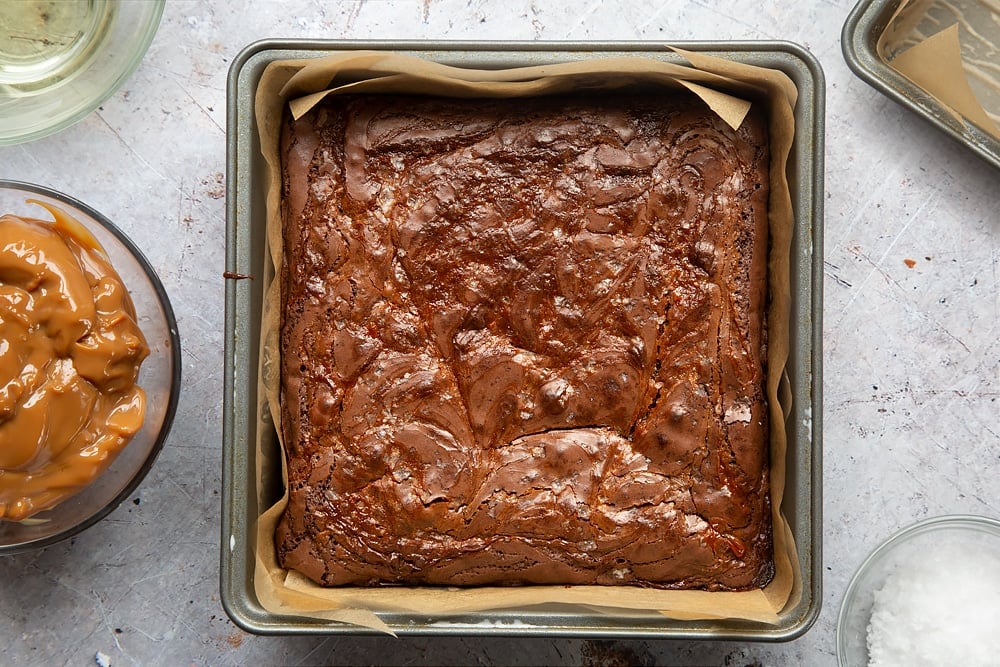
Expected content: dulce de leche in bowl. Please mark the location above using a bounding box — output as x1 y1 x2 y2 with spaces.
0 199 148 521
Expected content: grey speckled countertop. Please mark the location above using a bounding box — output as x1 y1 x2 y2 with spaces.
2 1 998 665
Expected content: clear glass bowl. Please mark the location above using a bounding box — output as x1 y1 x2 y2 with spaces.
0 0 164 145
837 514 1000 666
0 180 180 553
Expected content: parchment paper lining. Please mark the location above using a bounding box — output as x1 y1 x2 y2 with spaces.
252 50 801 633
878 0 1000 139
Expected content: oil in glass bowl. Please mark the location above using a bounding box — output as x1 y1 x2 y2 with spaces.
0 0 113 93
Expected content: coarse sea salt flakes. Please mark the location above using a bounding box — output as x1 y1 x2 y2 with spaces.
866 541 1000 667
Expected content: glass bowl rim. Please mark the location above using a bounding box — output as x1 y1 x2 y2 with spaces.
836 513 1000 665
0 0 165 146
0 178 182 553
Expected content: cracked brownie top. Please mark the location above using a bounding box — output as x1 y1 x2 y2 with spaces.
276 92 772 590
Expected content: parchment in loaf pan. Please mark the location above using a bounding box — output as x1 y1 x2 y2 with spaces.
843 0 1000 169
222 41 824 639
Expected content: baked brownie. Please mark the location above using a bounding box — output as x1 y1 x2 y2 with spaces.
276 92 772 589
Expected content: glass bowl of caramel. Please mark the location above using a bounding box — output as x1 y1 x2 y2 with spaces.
0 180 180 553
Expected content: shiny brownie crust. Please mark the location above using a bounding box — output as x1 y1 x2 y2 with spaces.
277 93 773 589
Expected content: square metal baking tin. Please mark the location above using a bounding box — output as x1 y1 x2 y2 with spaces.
843 0 1000 169
223 40 824 639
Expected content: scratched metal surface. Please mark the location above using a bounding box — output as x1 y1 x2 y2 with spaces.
0 1 997 665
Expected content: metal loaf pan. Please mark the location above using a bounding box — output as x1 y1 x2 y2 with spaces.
843 0 1000 169
222 41 824 639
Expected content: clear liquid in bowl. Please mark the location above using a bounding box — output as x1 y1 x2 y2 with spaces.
0 0 113 92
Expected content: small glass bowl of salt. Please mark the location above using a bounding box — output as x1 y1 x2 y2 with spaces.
837 515 1000 667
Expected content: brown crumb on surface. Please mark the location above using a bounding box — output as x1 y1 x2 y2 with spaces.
203 172 225 199
581 640 654 667
904 258 917 268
